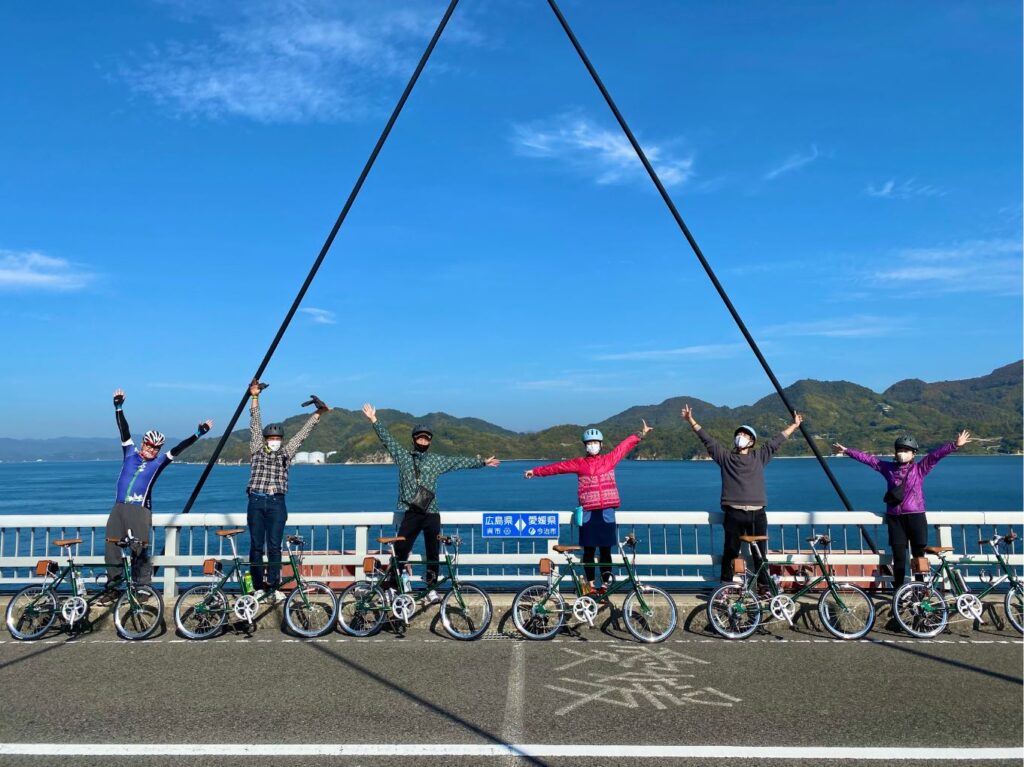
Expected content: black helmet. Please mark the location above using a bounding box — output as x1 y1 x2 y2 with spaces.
411 425 433 439
263 423 284 439
894 435 919 452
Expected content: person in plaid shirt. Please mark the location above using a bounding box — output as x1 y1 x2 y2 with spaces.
362 402 499 603
247 379 328 598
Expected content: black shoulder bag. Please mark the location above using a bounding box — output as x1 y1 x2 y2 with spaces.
408 454 435 513
883 468 909 506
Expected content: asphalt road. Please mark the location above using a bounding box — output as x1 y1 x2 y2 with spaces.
0 595 1020 766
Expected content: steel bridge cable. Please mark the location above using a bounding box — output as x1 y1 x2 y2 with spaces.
180 0 462 514
544 0 882 559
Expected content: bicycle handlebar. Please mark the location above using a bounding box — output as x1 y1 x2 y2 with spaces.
437 534 462 547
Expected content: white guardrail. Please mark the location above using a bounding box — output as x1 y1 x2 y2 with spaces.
0 511 1021 596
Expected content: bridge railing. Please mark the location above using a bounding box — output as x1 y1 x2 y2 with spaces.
0 511 1020 596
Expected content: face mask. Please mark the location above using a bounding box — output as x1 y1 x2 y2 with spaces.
895 450 914 464
413 442 430 453
734 434 752 449
585 442 601 456
267 440 282 453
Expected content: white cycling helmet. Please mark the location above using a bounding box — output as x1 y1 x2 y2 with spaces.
142 430 165 447
581 428 604 443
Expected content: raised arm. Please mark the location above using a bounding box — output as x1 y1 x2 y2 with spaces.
833 443 883 472
167 420 213 461
681 405 726 463
285 413 320 458
435 453 487 474
528 457 584 478
364 404 405 463
113 389 131 449
249 381 263 455
918 431 968 476
607 433 642 465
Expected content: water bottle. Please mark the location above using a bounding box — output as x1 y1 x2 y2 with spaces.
242 572 254 595
400 572 411 593
76 574 87 598
771 574 782 591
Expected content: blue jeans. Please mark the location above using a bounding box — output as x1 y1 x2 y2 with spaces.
247 493 287 590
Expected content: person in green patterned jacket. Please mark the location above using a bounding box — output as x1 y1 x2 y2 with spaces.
362 403 499 603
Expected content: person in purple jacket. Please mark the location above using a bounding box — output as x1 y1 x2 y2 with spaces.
832 431 971 589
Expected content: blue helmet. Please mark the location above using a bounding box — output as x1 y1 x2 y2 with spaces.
581 428 604 443
735 424 757 441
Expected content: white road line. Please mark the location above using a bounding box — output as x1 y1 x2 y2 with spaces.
0 744 1019 760
501 642 525 752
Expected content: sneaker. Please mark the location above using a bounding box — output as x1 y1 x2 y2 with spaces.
262 588 280 605
421 589 441 606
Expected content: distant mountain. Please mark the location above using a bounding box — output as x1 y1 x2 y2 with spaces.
4 362 1020 462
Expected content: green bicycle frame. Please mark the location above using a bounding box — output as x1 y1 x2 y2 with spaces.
742 543 854 610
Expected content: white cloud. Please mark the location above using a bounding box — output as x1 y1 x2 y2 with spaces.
511 114 694 187
873 238 1022 294
764 144 820 181
866 178 946 200
300 306 336 325
0 250 94 292
594 343 743 362
119 1 480 123
761 316 894 339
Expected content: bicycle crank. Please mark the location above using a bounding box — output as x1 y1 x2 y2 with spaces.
60 596 88 627
391 594 415 624
233 594 259 624
572 596 599 626
955 593 984 623
769 594 797 624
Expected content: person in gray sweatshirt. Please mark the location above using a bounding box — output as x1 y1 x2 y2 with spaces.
681 404 803 585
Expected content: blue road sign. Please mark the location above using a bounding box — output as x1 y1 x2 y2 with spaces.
481 513 559 538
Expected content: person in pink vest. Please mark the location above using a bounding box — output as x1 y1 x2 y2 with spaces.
524 420 652 594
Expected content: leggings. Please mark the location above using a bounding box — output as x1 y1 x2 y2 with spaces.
395 509 441 585
886 513 929 589
582 546 612 588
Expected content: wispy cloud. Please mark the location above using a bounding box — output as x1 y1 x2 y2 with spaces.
0 250 94 292
761 316 895 339
594 343 743 362
764 144 820 181
873 238 1022 294
119 2 480 123
866 178 946 200
300 307 336 325
511 113 694 187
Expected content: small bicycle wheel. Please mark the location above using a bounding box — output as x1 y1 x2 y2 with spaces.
892 582 948 638
511 585 565 640
623 586 677 643
337 582 387 637
706 583 762 640
284 582 338 638
5 586 58 640
1005 583 1023 634
174 584 228 640
818 583 874 640
440 583 492 640
114 585 163 640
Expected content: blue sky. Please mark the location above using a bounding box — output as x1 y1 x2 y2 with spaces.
1 0 1020 439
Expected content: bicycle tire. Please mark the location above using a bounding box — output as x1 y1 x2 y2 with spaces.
1005 582 1023 634
892 582 948 638
818 583 874 640
706 583 762 640
511 585 566 640
440 583 492 640
284 582 338 638
337 582 387 637
174 584 228 640
623 586 677 643
114 585 163 640
5 585 58 640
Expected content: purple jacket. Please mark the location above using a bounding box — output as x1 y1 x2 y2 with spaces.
845 442 958 515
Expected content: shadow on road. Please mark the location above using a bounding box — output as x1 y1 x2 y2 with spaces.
871 638 1023 686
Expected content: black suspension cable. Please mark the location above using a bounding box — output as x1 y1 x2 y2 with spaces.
181 0 461 514
546 0 881 557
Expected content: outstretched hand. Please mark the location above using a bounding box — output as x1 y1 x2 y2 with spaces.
113 388 125 407
640 418 653 436
484 456 500 467
832 442 847 455
955 430 972 448
793 412 804 428
361 403 377 423
523 470 534 479
680 404 693 421
197 419 214 435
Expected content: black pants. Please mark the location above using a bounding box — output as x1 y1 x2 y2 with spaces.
104 502 152 585
395 509 441 584
720 506 770 586
582 546 613 588
886 513 929 589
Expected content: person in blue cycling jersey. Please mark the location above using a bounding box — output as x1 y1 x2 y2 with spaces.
105 388 212 585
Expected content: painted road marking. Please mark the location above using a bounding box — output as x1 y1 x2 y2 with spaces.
0 744 1020 760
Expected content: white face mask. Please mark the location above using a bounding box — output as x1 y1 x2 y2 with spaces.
585 442 601 456
734 434 752 450
895 450 914 464
267 440 282 453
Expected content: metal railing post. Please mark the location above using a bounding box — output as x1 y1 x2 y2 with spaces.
162 526 179 598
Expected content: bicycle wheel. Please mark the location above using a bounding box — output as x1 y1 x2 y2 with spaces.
440 583 492 640
818 583 874 640
5 586 58 640
284 582 338 638
892 582 948 638
1005 583 1023 634
337 582 387 637
174 585 228 640
511 585 566 640
623 586 677 643
114 585 163 640
706 583 762 640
